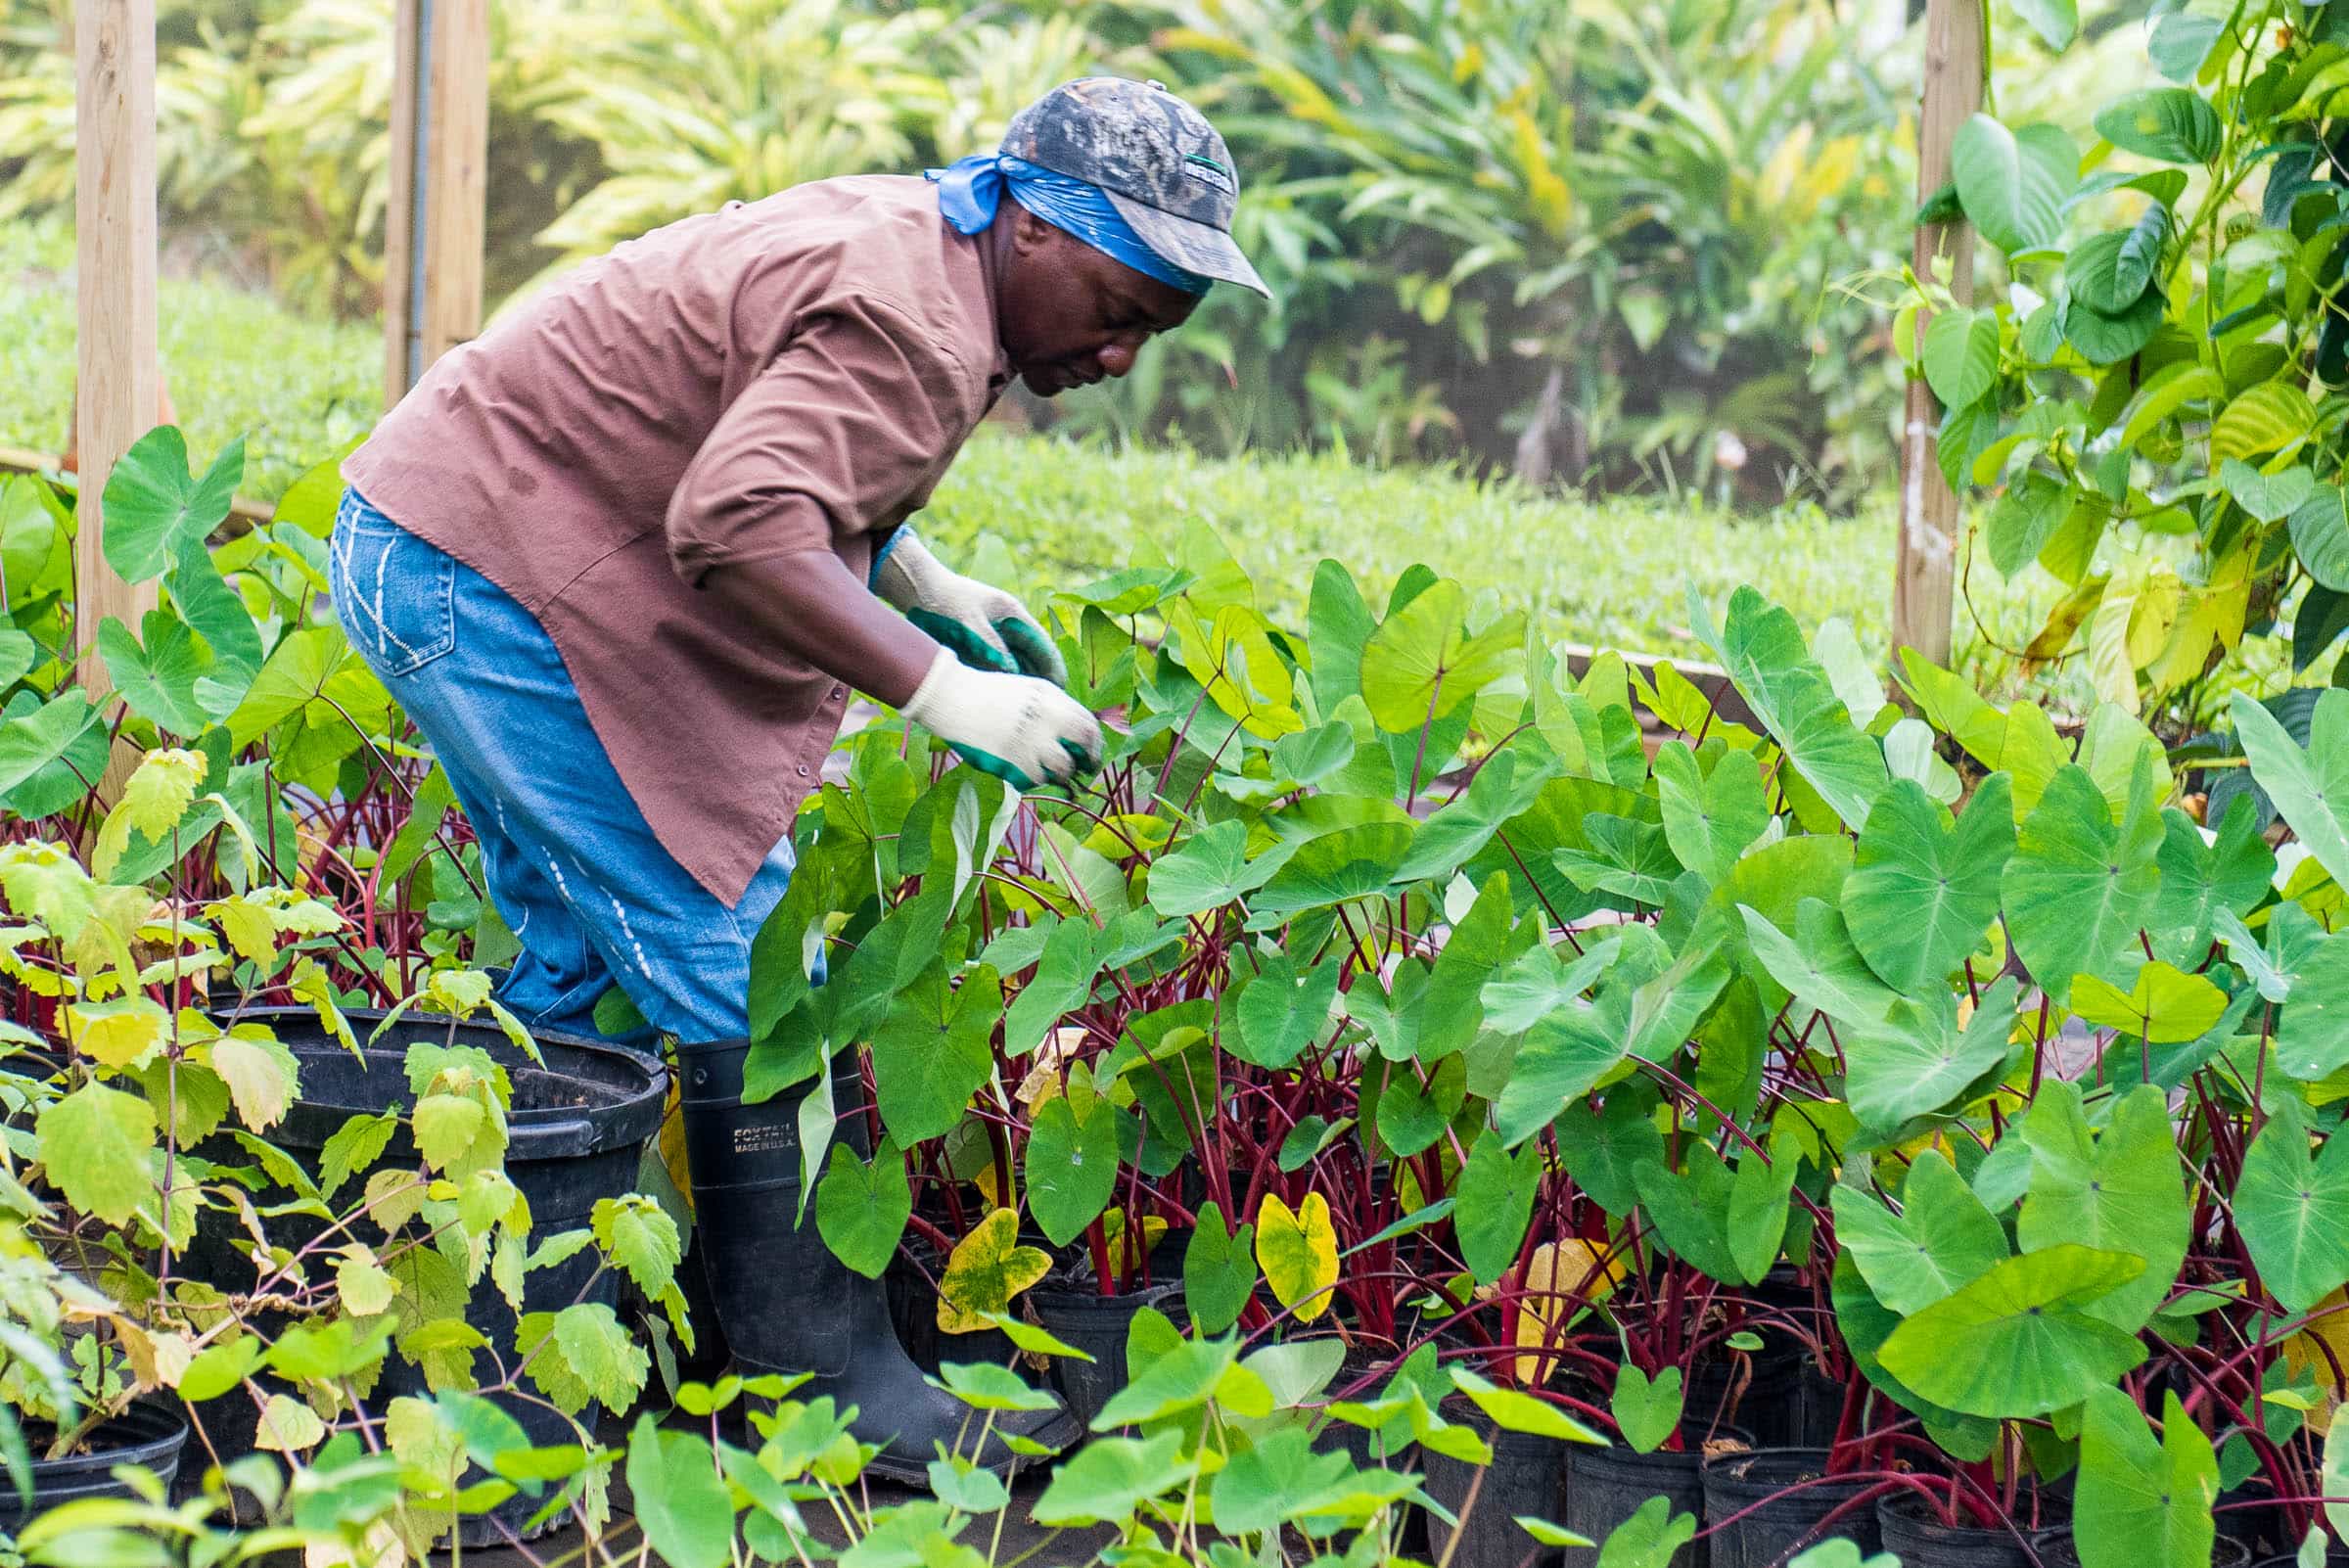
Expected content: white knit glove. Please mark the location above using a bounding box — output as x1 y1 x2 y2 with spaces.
874 534 1067 686
900 648 1103 791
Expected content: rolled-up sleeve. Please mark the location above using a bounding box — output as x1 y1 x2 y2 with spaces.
665 294 982 587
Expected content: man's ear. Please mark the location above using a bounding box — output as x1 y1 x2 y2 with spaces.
1009 205 1059 257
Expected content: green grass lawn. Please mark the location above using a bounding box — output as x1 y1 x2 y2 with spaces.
3 216 2059 675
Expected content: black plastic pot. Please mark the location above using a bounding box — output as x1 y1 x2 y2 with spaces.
0 1402 188 1536
1558 1421 1755 1568
1700 1449 1884 1568
1874 1492 2069 1568
1309 1348 1415 1469
1688 1348 1808 1448
1029 1284 1183 1428
1419 1394 1578 1568
178 1008 666 1545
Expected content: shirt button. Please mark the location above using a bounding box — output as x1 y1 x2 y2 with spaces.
796 764 809 776
829 686 844 701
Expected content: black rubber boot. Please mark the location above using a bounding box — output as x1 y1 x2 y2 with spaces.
674 1038 1078 1484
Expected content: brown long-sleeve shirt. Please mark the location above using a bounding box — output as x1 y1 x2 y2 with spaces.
344 176 1011 903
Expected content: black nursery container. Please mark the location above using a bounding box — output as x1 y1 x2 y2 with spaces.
179 1008 667 1545
1700 1448 1884 1568
1874 1492 2069 1568
1028 1284 1183 1428
1559 1420 1756 1568
1419 1393 1583 1568
0 1402 188 1537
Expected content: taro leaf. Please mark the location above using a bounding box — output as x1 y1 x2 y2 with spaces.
2016 1084 2189 1332
1953 115 2077 255
937 1208 1051 1334
1252 821 1411 917
1652 744 1768 887
1844 975 2022 1130
1373 1056 1465 1158
2149 797 2274 968
1832 1151 2008 1314
625 1416 732 1568
1553 813 1683 907
2064 290 2167 366
1183 1201 1257 1336
1493 1008 1628 1150
1456 1134 1542 1285
2276 927 2349 1083
2233 689 2349 893
1482 936 1620 1036
1002 916 1100 1059
1207 1427 1359 1537
99 611 212 737
1727 1133 1799 1283
2096 88 2222 163
1594 1495 1697 1568
2067 208 2172 315
1831 1251 1997 1445
1396 748 1559 884
2071 960 2229 1043
1923 308 2001 409
1230 948 1341 1070
2074 1389 2217 1568
2001 763 2163 1004
1738 899 1899 1028
100 427 245 584
2292 486 2349 593
1268 721 1355 789
1032 1429 1190 1526
868 961 999 1145
1255 1192 1339 1322
1419 872 1520 1061
1845 775 2014 992
168 530 263 712
2234 1097 2349 1314
1634 1144 1746 1284
814 1138 911 1279
1359 578 1522 732
1305 559 1375 716
0 691 109 819
1026 1092 1120 1247
1610 1364 1683 1454
1554 1087 1664 1218
1691 586 1889 831
1147 819 1283 918
1875 1244 2149 1417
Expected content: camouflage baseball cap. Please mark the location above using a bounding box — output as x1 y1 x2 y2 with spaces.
1002 77 1269 299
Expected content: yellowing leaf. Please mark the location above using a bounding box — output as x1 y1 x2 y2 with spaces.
1514 1239 1625 1386
118 749 205 841
207 1030 300 1132
336 1246 396 1317
2070 960 2230 1042
207 896 278 966
2284 1287 2349 1434
253 1392 326 1453
938 1208 1051 1334
1254 1191 1339 1323
65 995 170 1071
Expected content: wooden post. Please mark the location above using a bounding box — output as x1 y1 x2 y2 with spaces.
73 0 161 676
1892 0 1985 669
383 0 490 408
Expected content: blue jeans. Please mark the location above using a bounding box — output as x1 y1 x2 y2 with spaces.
328 486 798 1047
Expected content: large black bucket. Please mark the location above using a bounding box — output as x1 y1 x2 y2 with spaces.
179 1008 667 1545
0 1402 188 1537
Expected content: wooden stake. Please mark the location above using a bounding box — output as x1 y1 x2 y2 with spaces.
73 0 161 677
383 0 490 409
1893 0 1985 669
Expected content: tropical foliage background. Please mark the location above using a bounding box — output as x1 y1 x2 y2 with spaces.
0 0 2151 507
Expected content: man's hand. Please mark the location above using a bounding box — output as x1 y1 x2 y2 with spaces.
899 648 1102 791
874 534 1067 686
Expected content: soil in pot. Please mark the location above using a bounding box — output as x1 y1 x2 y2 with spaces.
1559 1420 1755 1568
1700 1448 1884 1568
2037 1535 2249 1568
0 1402 188 1536
175 1008 666 1547
1419 1392 1581 1568
1874 1490 2070 1568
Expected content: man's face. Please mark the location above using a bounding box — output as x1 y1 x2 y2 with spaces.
997 208 1202 397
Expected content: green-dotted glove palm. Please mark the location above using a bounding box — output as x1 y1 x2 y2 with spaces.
898 648 1102 792
875 533 1067 686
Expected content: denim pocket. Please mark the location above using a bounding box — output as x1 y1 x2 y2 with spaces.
331 491 456 676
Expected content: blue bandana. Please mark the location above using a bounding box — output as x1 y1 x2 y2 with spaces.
927 152 1212 298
